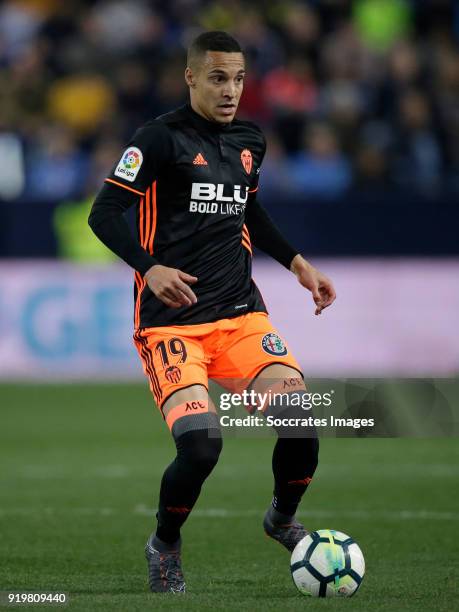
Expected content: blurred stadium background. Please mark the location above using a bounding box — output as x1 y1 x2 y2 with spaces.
1 1 458 609
0 0 458 378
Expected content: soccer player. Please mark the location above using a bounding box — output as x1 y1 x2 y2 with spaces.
88 31 336 594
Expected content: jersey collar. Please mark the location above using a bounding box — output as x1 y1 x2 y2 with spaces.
183 102 232 132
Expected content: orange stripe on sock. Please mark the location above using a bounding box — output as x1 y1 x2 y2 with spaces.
166 506 191 513
287 476 312 485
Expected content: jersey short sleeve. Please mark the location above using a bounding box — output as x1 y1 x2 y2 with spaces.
104 121 173 196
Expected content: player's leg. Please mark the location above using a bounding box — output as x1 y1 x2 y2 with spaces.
134 326 222 592
145 386 222 593
250 363 319 552
153 385 222 549
208 313 318 553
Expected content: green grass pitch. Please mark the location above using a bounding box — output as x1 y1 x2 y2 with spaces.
0 383 457 611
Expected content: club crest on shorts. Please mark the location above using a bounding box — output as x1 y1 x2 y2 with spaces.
261 333 288 356
240 149 253 174
165 365 181 384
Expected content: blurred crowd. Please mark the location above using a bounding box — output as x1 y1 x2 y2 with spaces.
1 0 459 204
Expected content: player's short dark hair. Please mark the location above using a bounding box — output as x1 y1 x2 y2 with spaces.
187 31 243 70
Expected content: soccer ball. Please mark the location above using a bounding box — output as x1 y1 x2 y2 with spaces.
290 529 365 597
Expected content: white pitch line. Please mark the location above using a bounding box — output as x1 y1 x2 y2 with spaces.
0 506 457 521
17 463 459 480
134 506 459 521
19 465 133 479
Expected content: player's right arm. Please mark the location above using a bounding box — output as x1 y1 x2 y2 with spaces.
88 122 197 308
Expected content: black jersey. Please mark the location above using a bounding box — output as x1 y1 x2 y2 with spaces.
90 102 298 329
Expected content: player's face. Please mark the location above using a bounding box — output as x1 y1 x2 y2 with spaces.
188 51 245 124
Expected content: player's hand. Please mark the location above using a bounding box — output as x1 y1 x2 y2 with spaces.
290 255 336 315
144 264 198 309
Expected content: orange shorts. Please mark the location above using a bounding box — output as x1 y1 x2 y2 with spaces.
133 312 302 412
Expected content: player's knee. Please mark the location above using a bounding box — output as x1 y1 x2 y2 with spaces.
192 436 222 474
176 429 222 476
264 390 316 439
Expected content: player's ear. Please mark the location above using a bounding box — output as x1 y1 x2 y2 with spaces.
185 67 196 88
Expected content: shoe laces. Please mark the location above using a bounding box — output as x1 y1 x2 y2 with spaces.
277 521 307 548
161 553 184 587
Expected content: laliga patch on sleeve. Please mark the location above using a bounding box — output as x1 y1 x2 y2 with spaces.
114 147 143 182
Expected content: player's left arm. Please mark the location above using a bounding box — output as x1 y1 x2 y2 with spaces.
245 129 336 315
245 198 336 315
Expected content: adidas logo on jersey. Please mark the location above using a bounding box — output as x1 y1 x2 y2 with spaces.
193 153 208 165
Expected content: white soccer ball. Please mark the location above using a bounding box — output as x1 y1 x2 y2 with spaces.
290 529 365 597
